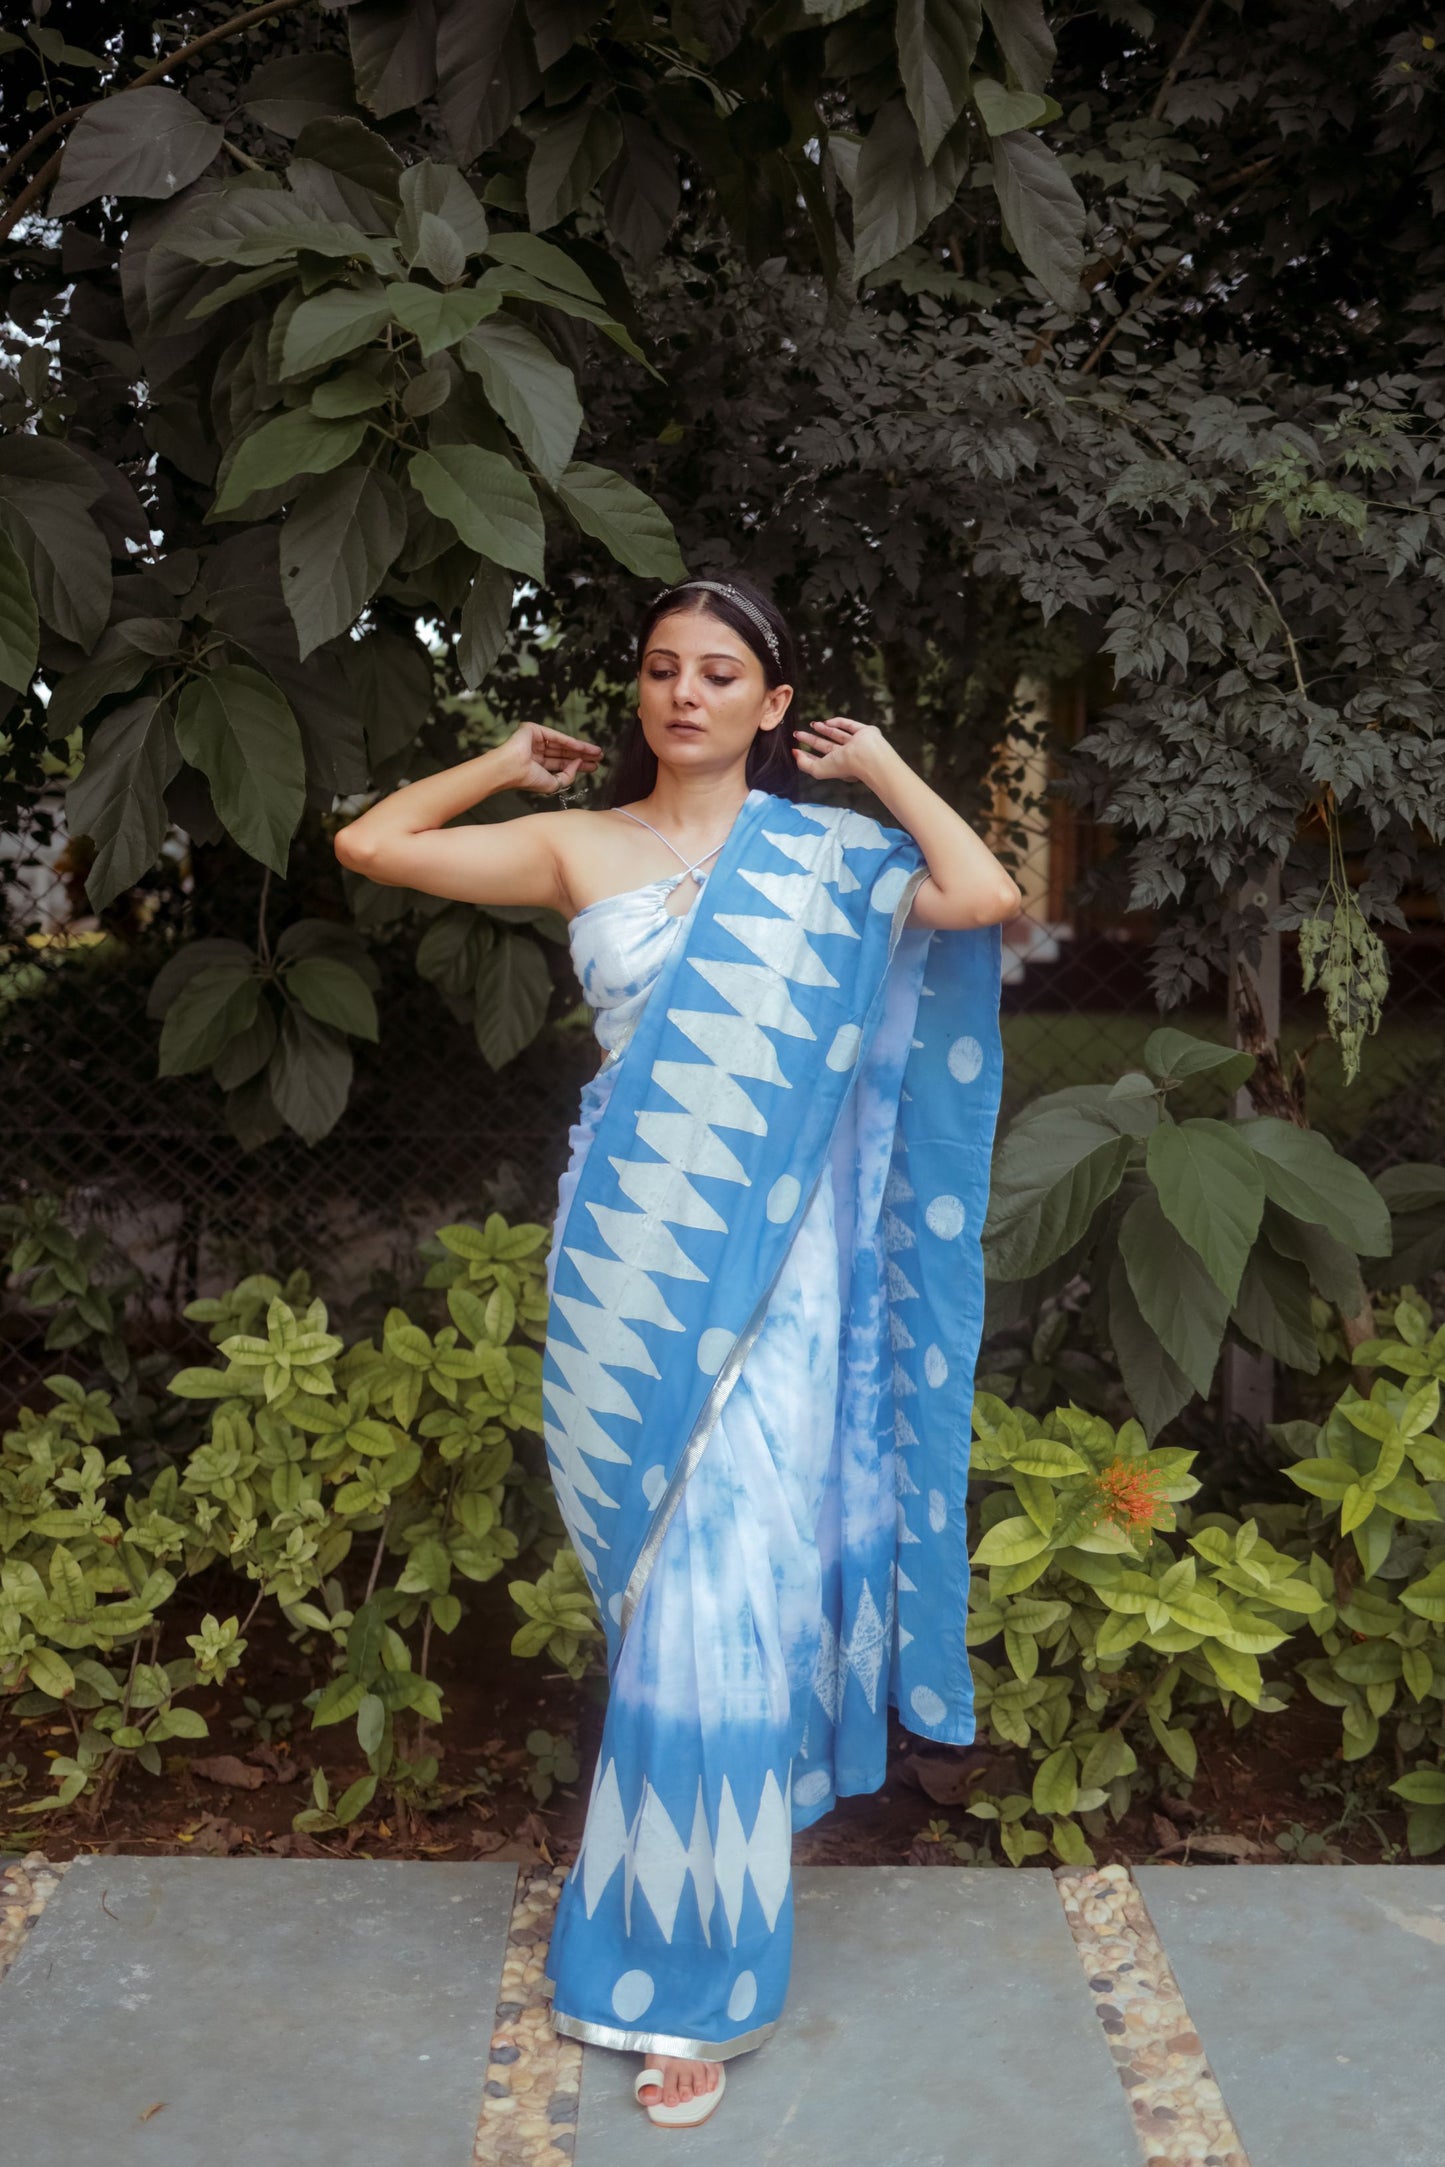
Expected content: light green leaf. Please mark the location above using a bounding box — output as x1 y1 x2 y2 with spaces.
551 460 687 580
408 446 545 579
972 1514 1051 1567
173 666 306 874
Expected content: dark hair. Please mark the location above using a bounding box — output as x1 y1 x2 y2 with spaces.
599 574 801 808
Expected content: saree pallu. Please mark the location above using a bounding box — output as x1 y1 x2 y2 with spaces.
539 786 1003 2059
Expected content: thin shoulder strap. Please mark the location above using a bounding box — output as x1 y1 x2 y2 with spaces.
612 808 723 878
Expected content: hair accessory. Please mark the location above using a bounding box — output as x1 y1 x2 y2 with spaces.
664 578 782 666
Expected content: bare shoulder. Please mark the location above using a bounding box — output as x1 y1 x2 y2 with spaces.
546 806 630 916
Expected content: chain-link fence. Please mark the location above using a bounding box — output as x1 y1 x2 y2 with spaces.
5 728 1442 1416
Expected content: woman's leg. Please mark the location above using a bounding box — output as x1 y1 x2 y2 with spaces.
544 1167 841 2081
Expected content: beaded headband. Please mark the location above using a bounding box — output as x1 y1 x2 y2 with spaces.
659 578 783 667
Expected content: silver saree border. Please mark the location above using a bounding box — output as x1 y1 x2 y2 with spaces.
616 859 930 1640
543 1981 779 2061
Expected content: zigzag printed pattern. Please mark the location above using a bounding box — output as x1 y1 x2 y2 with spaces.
577 1756 794 1945
542 806 891 1595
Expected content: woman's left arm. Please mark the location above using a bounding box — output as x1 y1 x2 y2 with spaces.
790 717 1023 930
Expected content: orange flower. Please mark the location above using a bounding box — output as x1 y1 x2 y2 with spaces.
1089 1456 1168 1532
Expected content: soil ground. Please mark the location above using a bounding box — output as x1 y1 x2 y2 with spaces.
0 1567 1410 1871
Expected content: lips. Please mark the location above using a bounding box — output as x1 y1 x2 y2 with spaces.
666 721 703 733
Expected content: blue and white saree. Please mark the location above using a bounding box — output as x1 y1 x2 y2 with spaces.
539 786 1003 2060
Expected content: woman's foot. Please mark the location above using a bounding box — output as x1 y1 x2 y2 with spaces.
637 2053 723 2109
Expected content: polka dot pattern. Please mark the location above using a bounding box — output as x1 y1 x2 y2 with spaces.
767 1174 801 1222
924 1343 949 1387
612 1968 655 2021
697 1326 734 1375
826 1022 862 1071
928 1488 947 1533
925 1193 965 1240
947 1034 983 1083
641 1463 667 1508
870 864 909 915
727 1970 758 2022
793 1767 832 1808
910 1684 947 1726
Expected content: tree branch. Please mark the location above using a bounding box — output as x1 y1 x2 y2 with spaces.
1150 0 1215 122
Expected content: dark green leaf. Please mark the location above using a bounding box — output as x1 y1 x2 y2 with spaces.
1143 1026 1256 1090
896 0 981 164
408 446 546 579
457 561 515 689
387 281 494 355
280 468 407 658
1119 1186 1231 1396
601 116 681 271
311 364 392 417
166 188 391 271
147 938 256 1020
460 316 582 480
1262 1201 1366 1309
0 531 39 693
551 459 687 579
66 695 180 910
281 286 392 376
43 630 153 739
983 1111 1133 1279
989 126 1085 311
1241 1118 1391 1257
525 101 624 234
852 98 971 283
269 1004 353 1143
972 76 1051 135
284 957 380 1040
50 87 223 218
241 53 360 140
348 0 439 119
173 666 306 875
1106 1249 1195 1441
410 211 467 285
291 116 405 206
1146 1119 1265 1304
212 410 369 519
1231 1243 1319 1372
435 0 533 167
158 965 262 1077
982 0 1056 92
473 933 552 1067
0 485 111 652
213 998 279 1090
398 160 491 258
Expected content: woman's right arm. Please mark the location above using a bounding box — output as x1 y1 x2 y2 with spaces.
332 722 600 910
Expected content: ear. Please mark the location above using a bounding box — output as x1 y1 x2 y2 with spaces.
758 685 793 729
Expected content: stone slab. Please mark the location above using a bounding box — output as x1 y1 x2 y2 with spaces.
1136 1864 1445 2167
572 1865 1139 2165
0 1856 517 2167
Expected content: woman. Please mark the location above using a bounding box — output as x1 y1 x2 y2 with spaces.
336 574 1018 2126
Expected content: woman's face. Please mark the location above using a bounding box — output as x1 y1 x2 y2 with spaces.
637 606 792 777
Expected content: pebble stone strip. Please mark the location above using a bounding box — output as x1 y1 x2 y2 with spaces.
1055 1863 1250 2167
0 1851 71 1986
474 1861 582 2166
1 1850 1251 2167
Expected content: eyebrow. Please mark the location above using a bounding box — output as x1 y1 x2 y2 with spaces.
645 646 745 662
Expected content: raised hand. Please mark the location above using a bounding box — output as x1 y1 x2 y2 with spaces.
790 714 890 782
505 721 603 795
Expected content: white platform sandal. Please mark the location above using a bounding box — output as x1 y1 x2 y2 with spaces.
634 2060 727 2128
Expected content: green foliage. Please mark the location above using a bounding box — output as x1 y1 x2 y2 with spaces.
2 1203 568 1829
981 1028 1390 1436
525 1725 581 1803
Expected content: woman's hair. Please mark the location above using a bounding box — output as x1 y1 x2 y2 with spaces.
599 574 801 807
